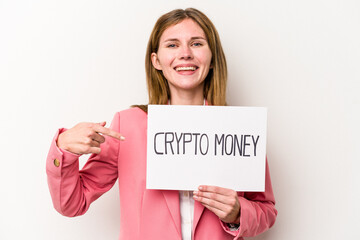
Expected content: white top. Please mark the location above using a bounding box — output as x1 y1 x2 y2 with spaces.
179 191 195 240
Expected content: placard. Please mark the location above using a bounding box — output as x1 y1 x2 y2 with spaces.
146 105 267 191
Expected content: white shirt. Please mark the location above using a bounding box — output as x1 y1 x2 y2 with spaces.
179 191 194 240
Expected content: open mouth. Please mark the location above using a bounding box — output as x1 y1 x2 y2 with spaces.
174 66 198 71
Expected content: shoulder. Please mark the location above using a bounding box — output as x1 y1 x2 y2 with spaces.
112 107 147 126
117 107 147 118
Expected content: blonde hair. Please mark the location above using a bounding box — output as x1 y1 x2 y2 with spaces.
135 8 227 111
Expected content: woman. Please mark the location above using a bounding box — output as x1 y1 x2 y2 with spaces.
46 8 277 240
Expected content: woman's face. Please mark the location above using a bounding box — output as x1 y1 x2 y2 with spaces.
151 19 212 96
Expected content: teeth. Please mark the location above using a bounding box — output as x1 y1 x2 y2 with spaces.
175 66 196 71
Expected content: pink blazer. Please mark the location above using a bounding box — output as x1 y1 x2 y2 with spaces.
46 107 277 240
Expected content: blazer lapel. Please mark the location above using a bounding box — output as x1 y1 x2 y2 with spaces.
193 200 205 235
162 190 181 238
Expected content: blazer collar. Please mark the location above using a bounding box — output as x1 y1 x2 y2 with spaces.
162 190 205 238
162 190 181 238
193 200 205 235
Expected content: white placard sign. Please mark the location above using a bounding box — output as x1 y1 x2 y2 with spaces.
146 105 267 191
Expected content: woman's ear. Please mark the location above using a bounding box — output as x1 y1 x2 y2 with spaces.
151 53 162 70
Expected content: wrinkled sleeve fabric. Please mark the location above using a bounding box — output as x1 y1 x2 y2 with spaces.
46 113 120 217
220 159 277 239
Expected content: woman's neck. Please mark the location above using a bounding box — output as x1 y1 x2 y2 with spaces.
169 91 204 105
168 83 205 105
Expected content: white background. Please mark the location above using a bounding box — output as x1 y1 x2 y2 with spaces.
0 0 359 239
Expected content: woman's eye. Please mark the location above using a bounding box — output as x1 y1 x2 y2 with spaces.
193 42 202 47
167 44 176 48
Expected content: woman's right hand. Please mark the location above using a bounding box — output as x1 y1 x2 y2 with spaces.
57 121 124 155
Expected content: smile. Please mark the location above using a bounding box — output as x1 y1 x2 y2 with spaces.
175 66 198 71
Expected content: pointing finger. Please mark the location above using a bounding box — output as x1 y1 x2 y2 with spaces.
99 121 106 127
92 124 125 141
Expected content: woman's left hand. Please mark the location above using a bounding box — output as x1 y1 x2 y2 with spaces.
193 185 240 223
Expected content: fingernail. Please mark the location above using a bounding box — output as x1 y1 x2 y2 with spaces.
120 136 125 141
193 195 198 200
198 186 203 191
193 191 198 195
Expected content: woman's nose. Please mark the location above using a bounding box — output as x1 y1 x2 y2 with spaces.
178 45 193 59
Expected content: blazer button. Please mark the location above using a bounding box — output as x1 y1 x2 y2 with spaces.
54 158 60 167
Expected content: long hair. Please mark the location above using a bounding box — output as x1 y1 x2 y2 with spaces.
135 8 227 112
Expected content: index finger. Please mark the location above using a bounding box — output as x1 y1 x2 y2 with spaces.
198 185 234 196
92 124 124 140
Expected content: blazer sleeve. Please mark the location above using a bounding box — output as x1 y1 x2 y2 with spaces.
220 159 278 239
46 112 120 217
